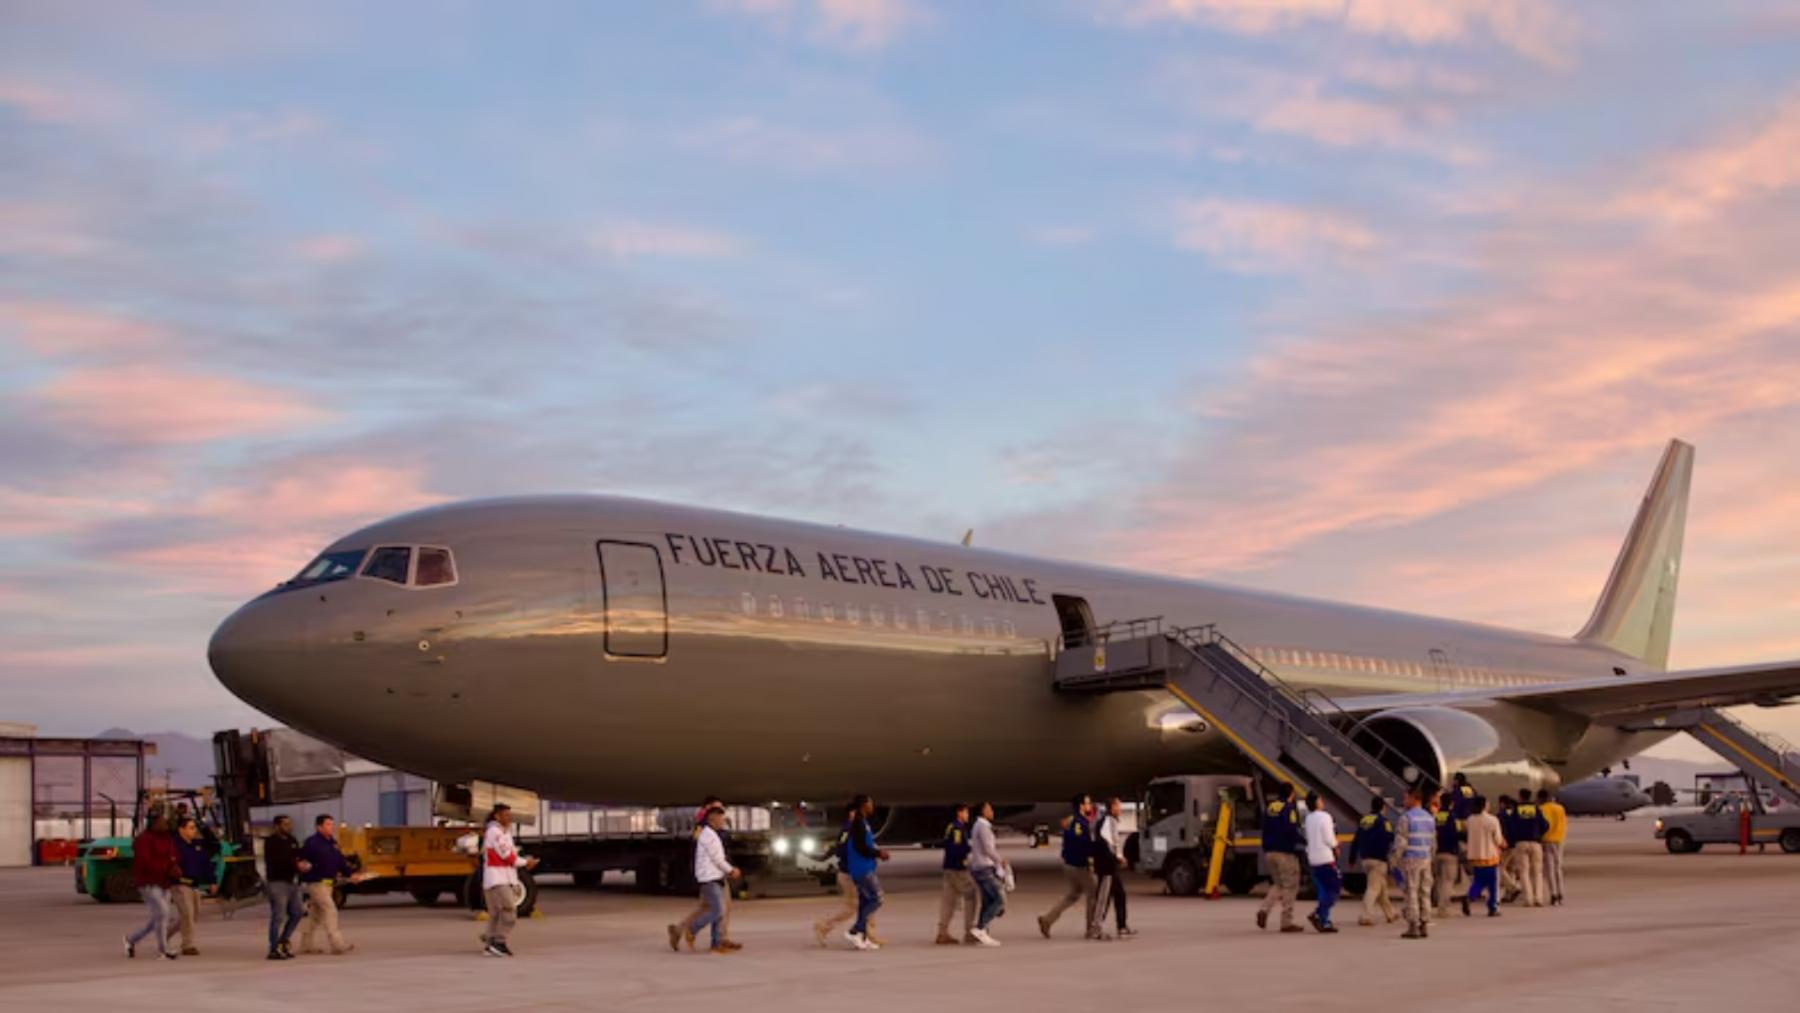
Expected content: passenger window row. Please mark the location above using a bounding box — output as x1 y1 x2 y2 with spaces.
738 592 1018 639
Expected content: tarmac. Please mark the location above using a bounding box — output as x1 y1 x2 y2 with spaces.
0 817 1793 1012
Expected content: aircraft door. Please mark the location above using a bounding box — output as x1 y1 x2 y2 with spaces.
596 540 668 659
1052 594 1096 648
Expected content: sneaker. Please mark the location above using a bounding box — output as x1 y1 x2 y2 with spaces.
483 943 506 958
123 936 135 959
962 932 979 945
812 922 830 948
1307 913 1323 933
278 941 294 958
1118 926 1137 938
495 942 515 957
1487 908 1501 918
667 925 682 952
845 930 871 951
1256 910 1268 930
972 929 1001 947
1319 924 1339 934
267 950 286 961
1037 915 1052 939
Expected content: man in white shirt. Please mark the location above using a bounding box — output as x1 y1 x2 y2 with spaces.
481 804 538 957
670 805 741 954
1094 797 1134 938
1302 792 1341 934
968 802 1007 946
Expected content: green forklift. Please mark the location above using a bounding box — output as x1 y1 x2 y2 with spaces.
74 786 262 904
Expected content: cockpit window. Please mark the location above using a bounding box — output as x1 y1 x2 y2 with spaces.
290 549 366 586
362 546 413 584
415 547 456 587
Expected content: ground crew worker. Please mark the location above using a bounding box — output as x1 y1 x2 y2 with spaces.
1538 788 1567 905
1461 796 1505 917
169 816 214 956
1431 791 1463 916
1511 790 1548 907
264 814 306 960
1302 791 1340 933
1038 795 1102 940
481 804 538 957
299 815 355 955
935 803 978 944
1394 786 1436 939
1349 796 1398 927
1447 772 1475 820
122 813 180 961
1497 795 1524 901
1256 782 1305 933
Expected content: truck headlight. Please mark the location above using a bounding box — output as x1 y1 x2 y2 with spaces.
1653 819 1664 832
773 837 791 856
799 837 817 855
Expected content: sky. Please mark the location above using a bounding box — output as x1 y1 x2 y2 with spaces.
2 1 1799 762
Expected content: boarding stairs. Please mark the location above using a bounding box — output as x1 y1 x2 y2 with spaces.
1628 708 1800 807
1054 618 1420 819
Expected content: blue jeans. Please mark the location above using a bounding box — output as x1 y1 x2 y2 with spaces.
851 872 883 935
973 868 1005 929
1468 865 1499 912
267 880 304 949
1310 864 1341 926
690 881 727 948
127 885 175 954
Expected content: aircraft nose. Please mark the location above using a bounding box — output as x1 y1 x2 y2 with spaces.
208 593 306 713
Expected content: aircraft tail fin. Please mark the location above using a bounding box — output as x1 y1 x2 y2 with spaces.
1575 439 1693 670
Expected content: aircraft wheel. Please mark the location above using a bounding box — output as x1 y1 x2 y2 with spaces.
410 887 442 906
1779 829 1800 854
1663 830 1696 854
1164 854 1201 896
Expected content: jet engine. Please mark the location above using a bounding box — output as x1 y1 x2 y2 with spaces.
1351 706 1562 796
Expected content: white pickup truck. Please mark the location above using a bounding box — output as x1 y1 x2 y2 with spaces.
1653 793 1800 854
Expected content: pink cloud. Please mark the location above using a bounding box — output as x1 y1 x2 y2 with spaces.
0 301 170 357
292 234 363 264
1116 0 1575 65
1172 198 1378 273
0 75 128 124
1610 93 1800 224
35 366 329 444
713 0 926 52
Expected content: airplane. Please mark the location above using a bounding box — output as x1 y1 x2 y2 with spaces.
1555 776 1652 819
208 439 1800 812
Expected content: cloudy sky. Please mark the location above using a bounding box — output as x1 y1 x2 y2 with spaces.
3 1 1798 759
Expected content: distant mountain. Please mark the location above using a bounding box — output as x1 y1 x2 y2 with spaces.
95 728 216 789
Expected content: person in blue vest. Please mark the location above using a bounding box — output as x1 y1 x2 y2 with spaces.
842 794 889 951
1447 772 1476 821
1256 782 1305 933
1349 796 1398 927
1038 795 1104 940
1509 789 1548 907
298 815 355 955
934 803 978 945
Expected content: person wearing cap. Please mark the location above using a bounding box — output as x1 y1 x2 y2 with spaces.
679 797 735 950
670 805 741 954
481 804 537 957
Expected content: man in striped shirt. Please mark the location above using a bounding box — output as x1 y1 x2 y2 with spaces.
1394 785 1438 940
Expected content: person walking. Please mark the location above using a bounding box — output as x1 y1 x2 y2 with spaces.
1038 795 1102 940
1461 796 1506 918
1394 786 1437 939
670 804 740 954
1431 791 1463 917
813 800 863 947
968 801 1007 947
935 804 979 945
481 804 538 957
1538 788 1568 905
263 814 307 960
1350 797 1399 928
299 815 355 955
1095 797 1134 938
1496 795 1524 901
122 813 180 961
1256 782 1305 934
843 795 890 951
1511 790 1548 907
1302 792 1340 933
169 816 215 956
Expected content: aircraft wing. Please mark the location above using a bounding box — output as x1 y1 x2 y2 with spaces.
1330 658 1800 724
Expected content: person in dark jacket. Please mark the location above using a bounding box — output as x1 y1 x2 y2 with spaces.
1256 783 1306 933
1350 797 1399 927
123 813 180 960
1038 795 1103 940
298 815 354 955
170 817 215 955
934 804 978 945
263 814 308 960
813 803 863 947
843 795 889 950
